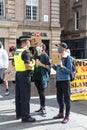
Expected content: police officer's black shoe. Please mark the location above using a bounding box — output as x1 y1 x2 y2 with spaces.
22 117 36 123
16 116 21 120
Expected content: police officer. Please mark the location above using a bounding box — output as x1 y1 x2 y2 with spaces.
14 36 36 123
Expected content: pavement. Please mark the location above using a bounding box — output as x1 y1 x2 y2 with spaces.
0 84 87 130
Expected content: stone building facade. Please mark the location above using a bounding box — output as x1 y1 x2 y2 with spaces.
0 0 61 57
60 0 87 59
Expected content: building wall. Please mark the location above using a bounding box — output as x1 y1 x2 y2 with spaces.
50 0 61 55
0 0 61 56
60 0 87 40
60 0 87 59
9 74 56 97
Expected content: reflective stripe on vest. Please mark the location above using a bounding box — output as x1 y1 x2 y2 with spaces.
14 48 26 72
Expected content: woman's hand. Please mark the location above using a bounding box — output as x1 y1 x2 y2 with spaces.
58 61 64 68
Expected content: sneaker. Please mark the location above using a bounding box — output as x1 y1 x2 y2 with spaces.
35 108 42 113
35 107 46 116
5 90 10 96
41 108 46 117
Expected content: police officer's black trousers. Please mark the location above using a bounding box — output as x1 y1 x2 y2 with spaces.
34 80 45 108
56 80 70 117
15 72 31 120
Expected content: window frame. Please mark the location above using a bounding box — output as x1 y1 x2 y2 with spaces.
75 11 79 30
0 0 5 17
26 0 39 21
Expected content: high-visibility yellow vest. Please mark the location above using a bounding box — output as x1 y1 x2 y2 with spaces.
14 48 34 72
14 48 26 72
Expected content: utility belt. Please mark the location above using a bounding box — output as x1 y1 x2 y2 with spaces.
17 70 34 77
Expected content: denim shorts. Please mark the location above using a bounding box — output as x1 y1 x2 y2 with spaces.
0 68 6 80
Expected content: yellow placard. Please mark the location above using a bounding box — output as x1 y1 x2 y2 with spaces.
70 59 87 101
51 53 61 65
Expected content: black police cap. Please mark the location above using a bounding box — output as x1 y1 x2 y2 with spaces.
19 36 31 43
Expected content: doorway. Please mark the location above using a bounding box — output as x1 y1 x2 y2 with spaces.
42 40 50 55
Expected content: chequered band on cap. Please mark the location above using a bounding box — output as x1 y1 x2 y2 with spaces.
19 36 31 42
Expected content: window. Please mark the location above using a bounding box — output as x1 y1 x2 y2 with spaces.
75 11 79 30
0 0 5 16
66 39 85 59
26 0 38 21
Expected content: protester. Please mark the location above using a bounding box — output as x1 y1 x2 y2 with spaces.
33 45 51 116
52 42 72 124
14 36 36 123
0 41 9 96
9 45 16 57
